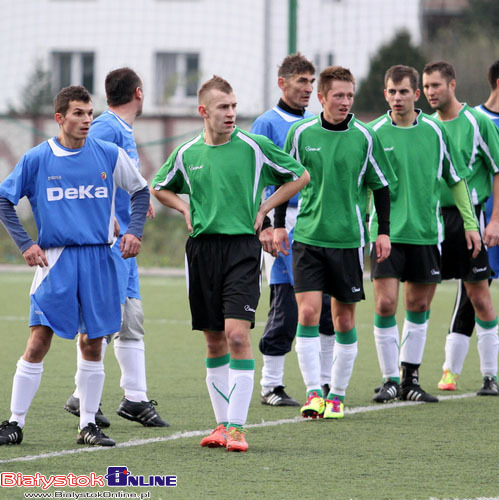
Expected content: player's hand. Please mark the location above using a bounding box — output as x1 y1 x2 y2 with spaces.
182 207 193 233
465 230 482 258
147 201 156 219
254 209 267 236
121 233 142 259
113 218 121 238
259 227 276 257
375 234 391 263
23 244 48 267
274 227 290 256
483 219 499 247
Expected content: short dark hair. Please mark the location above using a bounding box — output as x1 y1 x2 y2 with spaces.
54 85 92 115
318 66 355 96
198 75 233 105
384 65 419 91
105 67 142 106
278 53 315 78
422 61 456 83
488 60 499 90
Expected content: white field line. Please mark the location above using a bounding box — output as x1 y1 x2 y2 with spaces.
0 392 475 465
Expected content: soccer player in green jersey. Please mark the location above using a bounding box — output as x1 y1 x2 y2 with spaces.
369 65 481 404
275 66 395 419
151 76 309 452
423 61 499 395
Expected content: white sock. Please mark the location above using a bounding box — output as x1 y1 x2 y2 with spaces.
227 366 254 426
261 355 285 393
476 323 499 377
374 325 400 379
73 336 108 399
10 358 44 428
319 334 335 386
295 336 321 393
330 342 358 397
76 359 105 429
206 362 230 424
443 332 470 375
400 319 427 365
114 338 147 402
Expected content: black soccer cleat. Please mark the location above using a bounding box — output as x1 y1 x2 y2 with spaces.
77 423 115 446
261 386 300 407
321 384 331 399
116 398 170 427
64 394 110 428
401 384 438 403
0 420 23 445
373 380 400 403
477 376 499 396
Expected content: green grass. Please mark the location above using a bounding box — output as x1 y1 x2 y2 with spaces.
0 270 498 500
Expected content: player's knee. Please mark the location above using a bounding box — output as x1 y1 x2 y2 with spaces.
80 336 103 361
298 303 320 325
375 296 397 316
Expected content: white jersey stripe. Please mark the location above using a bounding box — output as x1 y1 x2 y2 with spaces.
354 121 388 187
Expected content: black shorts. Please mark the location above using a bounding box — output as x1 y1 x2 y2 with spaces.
292 241 365 303
371 243 442 283
185 234 262 331
441 206 491 282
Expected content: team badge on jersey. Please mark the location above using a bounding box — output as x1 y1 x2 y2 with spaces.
101 172 107 180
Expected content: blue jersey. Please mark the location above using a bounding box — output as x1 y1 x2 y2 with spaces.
90 110 139 234
476 104 499 276
251 105 312 208
0 136 147 249
251 104 312 285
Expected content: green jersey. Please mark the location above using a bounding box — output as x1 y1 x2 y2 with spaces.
285 114 396 248
434 104 499 207
369 110 467 245
152 126 305 237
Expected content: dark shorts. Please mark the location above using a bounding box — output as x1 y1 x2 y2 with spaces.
185 234 262 331
441 206 491 282
292 241 364 303
371 243 442 283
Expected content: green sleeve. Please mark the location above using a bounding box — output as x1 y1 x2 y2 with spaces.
449 180 478 231
152 147 190 194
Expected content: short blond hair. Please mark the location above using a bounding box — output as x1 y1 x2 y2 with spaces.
198 75 233 105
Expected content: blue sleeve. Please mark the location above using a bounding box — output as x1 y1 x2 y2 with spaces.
126 187 150 239
0 197 35 252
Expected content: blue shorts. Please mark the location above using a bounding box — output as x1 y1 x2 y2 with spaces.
29 245 121 339
112 237 141 304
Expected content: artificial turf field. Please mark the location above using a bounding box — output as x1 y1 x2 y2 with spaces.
0 269 498 500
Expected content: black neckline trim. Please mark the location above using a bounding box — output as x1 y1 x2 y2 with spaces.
278 98 305 117
320 112 353 131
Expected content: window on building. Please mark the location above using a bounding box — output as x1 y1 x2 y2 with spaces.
155 52 200 106
51 52 95 94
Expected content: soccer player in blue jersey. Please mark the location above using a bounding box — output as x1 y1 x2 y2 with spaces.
432 60 499 393
251 53 335 406
64 68 168 427
0 86 149 446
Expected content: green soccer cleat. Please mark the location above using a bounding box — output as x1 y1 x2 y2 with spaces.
300 391 325 419
438 369 457 391
323 397 344 419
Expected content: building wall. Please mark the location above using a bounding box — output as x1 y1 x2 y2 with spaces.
2 0 421 117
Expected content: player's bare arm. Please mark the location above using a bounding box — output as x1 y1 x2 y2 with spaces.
254 170 309 234
151 186 193 233
484 174 499 247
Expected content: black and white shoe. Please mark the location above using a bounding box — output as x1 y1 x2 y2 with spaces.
401 384 438 403
117 398 170 427
77 423 115 446
261 386 300 407
64 394 110 428
0 420 23 445
477 376 499 396
373 380 400 403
